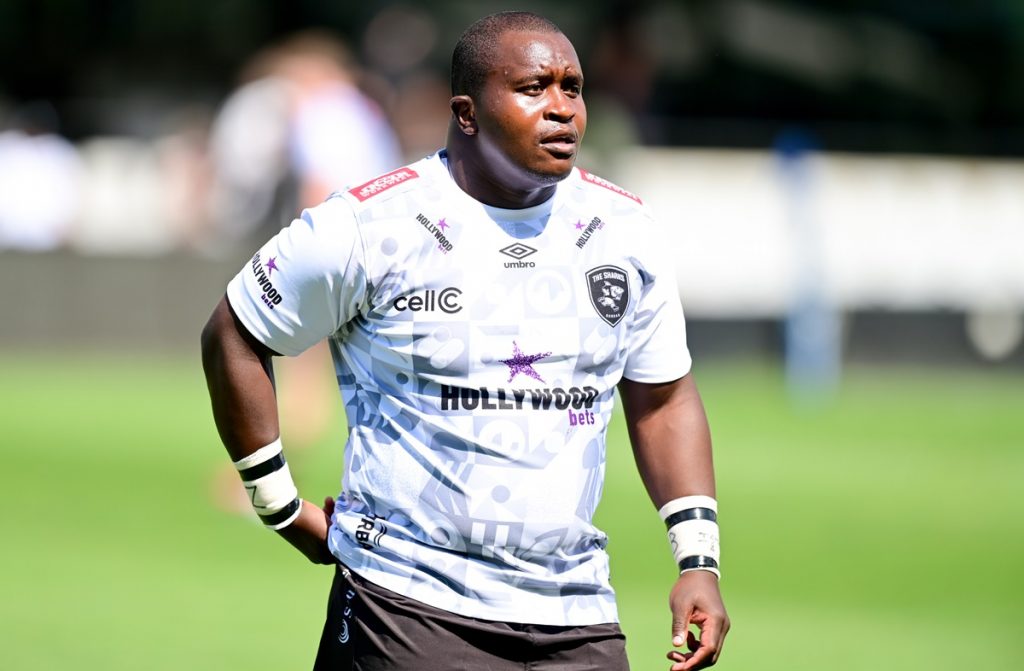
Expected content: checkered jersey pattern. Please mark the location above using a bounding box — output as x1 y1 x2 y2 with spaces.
227 151 691 626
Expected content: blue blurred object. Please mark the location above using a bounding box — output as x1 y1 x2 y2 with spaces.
775 127 841 404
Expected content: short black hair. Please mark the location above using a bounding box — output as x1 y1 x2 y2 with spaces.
451 11 563 98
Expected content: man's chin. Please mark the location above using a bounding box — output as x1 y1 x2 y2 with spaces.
527 157 577 184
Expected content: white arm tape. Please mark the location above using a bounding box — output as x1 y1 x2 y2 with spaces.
660 495 721 578
232 438 301 528
233 439 286 470
242 464 299 514
658 495 717 520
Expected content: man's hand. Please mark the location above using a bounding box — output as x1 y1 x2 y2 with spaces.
275 497 336 564
666 570 730 670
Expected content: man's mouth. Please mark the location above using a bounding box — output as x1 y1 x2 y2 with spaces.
540 130 578 156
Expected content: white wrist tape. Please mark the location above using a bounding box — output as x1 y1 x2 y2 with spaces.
233 438 301 530
659 495 721 578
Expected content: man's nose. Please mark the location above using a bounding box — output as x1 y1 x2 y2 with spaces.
545 88 575 122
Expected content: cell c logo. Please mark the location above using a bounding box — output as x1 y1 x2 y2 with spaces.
392 287 463 314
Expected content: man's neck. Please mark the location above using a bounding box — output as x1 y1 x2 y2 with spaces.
444 133 560 210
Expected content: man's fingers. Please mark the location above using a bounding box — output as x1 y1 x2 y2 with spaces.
680 641 715 670
667 648 688 671
676 616 726 670
666 644 711 671
669 571 729 668
696 609 729 665
671 605 692 648
669 603 696 670
687 630 699 652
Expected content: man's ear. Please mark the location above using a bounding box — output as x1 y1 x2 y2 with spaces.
450 95 477 136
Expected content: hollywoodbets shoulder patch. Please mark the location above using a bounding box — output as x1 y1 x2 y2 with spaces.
586 265 629 327
349 167 419 202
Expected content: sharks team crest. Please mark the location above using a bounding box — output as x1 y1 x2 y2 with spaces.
586 265 629 327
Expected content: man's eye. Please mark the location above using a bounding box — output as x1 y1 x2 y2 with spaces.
520 83 543 94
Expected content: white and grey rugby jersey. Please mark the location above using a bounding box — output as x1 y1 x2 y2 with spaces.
227 151 691 626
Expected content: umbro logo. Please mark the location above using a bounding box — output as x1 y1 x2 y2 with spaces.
499 243 537 260
500 243 537 269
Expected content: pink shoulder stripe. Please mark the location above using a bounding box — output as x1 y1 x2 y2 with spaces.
349 167 420 202
577 168 642 204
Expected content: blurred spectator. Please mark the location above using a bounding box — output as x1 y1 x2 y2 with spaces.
207 29 403 250
155 107 216 252
207 30 404 510
359 5 448 163
0 102 82 251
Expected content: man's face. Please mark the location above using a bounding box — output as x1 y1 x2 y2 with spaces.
474 30 587 188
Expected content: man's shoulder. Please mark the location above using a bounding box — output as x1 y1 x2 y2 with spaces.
334 153 440 207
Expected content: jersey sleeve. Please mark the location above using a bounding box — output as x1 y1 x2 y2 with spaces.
622 215 692 383
226 196 367 356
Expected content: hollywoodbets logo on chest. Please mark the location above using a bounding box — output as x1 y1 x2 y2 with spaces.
416 213 454 254
574 216 606 249
441 385 598 412
440 385 598 427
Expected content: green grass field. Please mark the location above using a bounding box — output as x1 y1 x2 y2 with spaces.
2 351 1021 670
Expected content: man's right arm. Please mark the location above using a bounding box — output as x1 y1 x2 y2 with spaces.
200 295 335 564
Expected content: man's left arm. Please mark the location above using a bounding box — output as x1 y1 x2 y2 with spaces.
618 374 730 671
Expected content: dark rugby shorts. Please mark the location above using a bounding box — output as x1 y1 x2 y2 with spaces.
313 565 629 671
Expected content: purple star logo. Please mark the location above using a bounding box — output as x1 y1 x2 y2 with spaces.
265 256 279 276
500 341 551 383
438 217 450 232
574 219 585 230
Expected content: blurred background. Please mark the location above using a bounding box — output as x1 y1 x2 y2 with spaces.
1 1 1021 670
2 0 1023 364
